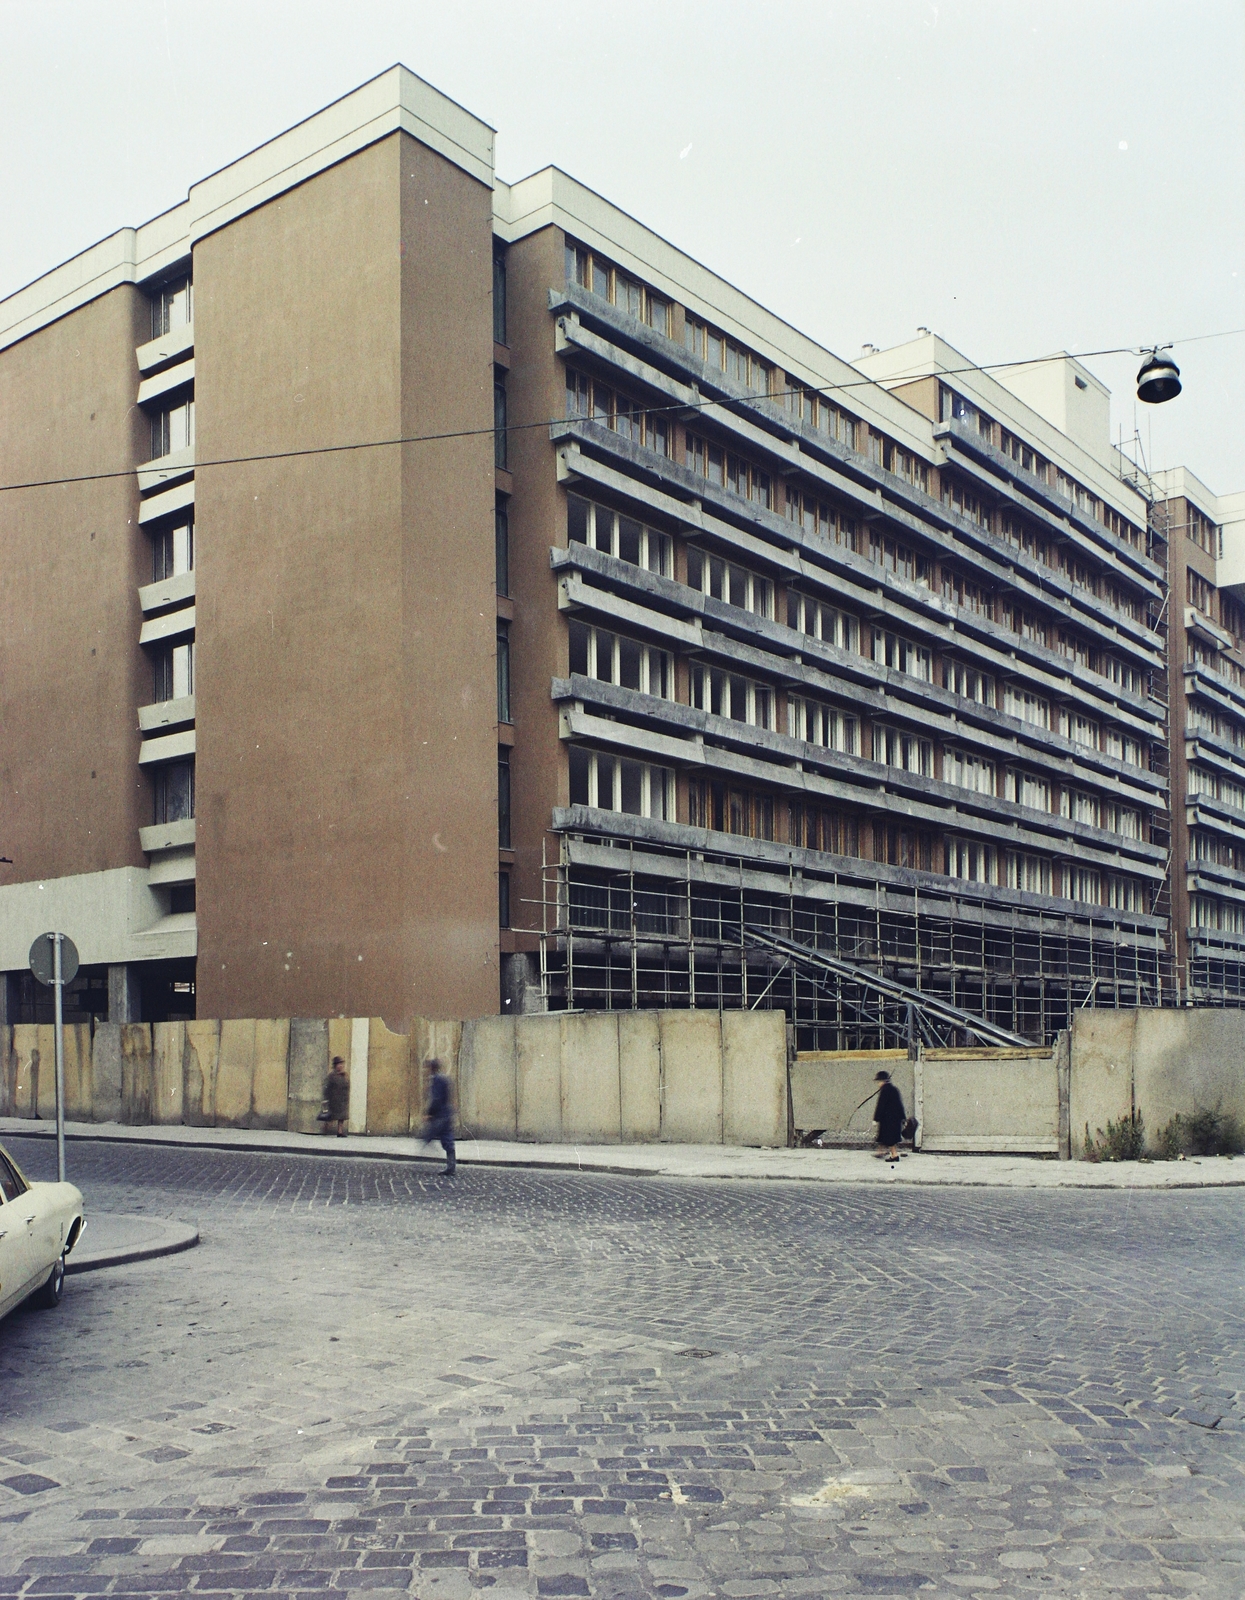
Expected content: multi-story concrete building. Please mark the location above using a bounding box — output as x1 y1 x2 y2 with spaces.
1153 472 1245 996
0 66 1239 1042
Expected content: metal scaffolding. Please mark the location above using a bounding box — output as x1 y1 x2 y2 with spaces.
525 829 1245 1049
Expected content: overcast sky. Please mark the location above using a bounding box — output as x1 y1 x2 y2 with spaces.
2 1 1241 492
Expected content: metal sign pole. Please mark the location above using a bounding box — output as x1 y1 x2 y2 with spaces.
52 933 66 1183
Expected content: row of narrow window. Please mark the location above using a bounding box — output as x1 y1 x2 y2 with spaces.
564 384 1151 632
561 239 1146 560
567 492 1152 758
566 616 1147 833
567 754 1148 911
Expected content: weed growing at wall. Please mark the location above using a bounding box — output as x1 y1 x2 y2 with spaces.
1083 1111 1147 1162
1154 1105 1245 1159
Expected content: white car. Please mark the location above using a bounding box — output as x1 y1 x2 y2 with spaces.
0 1143 85 1319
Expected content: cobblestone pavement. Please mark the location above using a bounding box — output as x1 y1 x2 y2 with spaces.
0 1138 1241 1600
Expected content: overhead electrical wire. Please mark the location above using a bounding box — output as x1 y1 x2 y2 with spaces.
0 325 1242 498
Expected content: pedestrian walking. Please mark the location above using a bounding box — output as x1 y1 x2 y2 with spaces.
873 1070 905 1163
323 1055 350 1137
421 1058 456 1176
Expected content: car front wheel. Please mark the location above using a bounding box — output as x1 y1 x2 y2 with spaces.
35 1256 65 1309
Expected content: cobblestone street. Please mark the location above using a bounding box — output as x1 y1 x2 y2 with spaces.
0 1136 1241 1599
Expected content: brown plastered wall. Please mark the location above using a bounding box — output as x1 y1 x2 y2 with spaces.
502 225 569 941
396 128 498 1018
193 132 497 1026
0 287 150 885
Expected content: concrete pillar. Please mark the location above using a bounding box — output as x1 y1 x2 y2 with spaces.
108 964 142 1023
0 973 20 1031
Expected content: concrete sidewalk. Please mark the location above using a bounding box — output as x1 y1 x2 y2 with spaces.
66 1213 199 1275
3 1116 1243 1188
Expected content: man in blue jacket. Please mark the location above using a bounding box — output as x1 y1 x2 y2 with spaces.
422 1058 456 1177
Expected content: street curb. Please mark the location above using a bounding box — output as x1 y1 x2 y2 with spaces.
66 1217 200 1276
4 1122 1244 1189
6 1125 663 1179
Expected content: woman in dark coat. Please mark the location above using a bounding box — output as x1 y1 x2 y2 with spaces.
323 1055 350 1137
873 1070 905 1163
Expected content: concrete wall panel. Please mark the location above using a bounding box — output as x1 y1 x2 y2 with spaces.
120 1024 153 1125
561 1013 621 1143
922 1052 1058 1154
183 1019 221 1127
1069 1012 1137 1156
63 1024 94 1122
252 1019 291 1128
790 1051 912 1145
91 1022 124 1123
288 1017 329 1135
722 1011 787 1146
34 1025 57 1120
152 1022 185 1126
658 1011 722 1143
366 1017 412 1135
214 1020 256 1127
618 1012 661 1141
516 1014 562 1141
9 1026 39 1118
458 1016 516 1137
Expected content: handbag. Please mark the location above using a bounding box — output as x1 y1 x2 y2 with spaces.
316 1101 331 1122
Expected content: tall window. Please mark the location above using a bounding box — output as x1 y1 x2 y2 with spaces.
569 748 673 820
153 518 194 582
943 749 996 796
787 696 859 755
154 760 195 824
494 381 508 470
565 240 670 336
568 621 673 699
498 872 511 929
688 779 774 841
151 275 192 338
567 495 673 577
565 369 669 457
492 249 507 346
498 750 511 849
153 642 194 703
150 397 194 460
495 503 509 597
690 668 775 730
788 593 859 652
496 626 511 723
687 548 773 618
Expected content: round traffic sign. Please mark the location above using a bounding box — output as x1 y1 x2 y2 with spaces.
29 932 80 987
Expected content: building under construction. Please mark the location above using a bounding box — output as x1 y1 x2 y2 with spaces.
3 68 1244 1042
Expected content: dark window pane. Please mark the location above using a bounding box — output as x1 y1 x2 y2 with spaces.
496 630 511 723
567 494 589 546
617 517 641 566
498 872 510 929
498 753 511 849
618 637 642 690
495 504 509 596
568 746 590 806
620 761 643 815
568 620 589 677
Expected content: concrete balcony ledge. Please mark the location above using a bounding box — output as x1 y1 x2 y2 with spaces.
138 727 195 766
136 320 193 374
138 604 194 646
138 478 195 526
137 444 195 495
148 847 195 887
138 695 194 733
138 570 195 613
139 818 196 853
136 355 194 407
1185 606 1234 651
